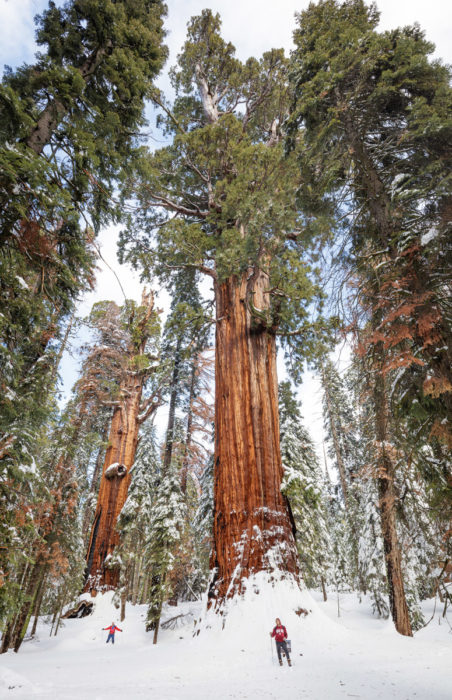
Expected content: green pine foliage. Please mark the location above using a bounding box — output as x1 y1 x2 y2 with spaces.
114 422 160 609
119 9 333 377
145 464 186 634
279 381 331 589
287 0 452 510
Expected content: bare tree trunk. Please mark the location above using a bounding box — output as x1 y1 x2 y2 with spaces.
0 621 13 654
163 338 182 473
320 366 349 505
132 553 143 605
11 562 45 652
209 270 299 605
120 589 127 622
181 358 197 495
141 572 150 605
374 369 412 637
84 377 142 593
30 570 46 638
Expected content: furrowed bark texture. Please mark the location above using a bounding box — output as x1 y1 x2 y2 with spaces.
374 370 413 637
84 376 142 593
210 270 299 604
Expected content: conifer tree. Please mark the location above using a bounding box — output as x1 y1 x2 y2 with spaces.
84 291 163 593
145 459 185 643
320 359 359 505
0 2 167 620
114 422 160 616
288 0 452 636
0 0 167 471
279 381 331 590
120 10 331 607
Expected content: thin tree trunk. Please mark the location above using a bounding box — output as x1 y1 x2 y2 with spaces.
30 570 46 638
141 572 150 606
54 590 67 637
12 561 45 652
374 370 412 637
209 270 299 605
321 576 328 602
181 358 197 494
163 339 182 473
132 554 143 606
0 621 13 654
49 607 58 637
120 588 127 622
321 367 349 505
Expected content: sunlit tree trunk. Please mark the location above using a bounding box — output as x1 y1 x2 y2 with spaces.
209 269 299 605
84 376 143 592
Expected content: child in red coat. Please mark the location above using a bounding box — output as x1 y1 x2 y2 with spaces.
103 622 122 644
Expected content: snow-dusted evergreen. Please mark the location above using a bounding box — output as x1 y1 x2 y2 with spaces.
279 381 331 590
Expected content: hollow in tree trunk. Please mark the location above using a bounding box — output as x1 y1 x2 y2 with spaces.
209 270 299 606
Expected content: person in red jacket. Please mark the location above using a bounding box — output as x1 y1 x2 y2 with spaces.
270 618 291 666
103 622 122 644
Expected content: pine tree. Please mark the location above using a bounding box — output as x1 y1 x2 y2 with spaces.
145 460 186 643
160 268 211 477
320 359 359 505
114 422 160 617
279 381 331 590
0 0 167 472
288 0 452 636
0 2 167 623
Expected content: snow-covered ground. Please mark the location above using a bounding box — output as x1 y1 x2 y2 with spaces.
1 582 451 699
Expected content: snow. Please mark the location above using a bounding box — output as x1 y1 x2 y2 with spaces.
1 581 451 699
104 463 124 477
420 228 439 246
15 276 29 290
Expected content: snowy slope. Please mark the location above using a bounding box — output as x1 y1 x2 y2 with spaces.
1 582 451 699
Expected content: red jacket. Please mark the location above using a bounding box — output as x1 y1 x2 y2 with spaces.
104 625 122 634
271 625 287 642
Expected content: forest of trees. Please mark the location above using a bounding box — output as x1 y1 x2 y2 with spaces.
0 0 450 653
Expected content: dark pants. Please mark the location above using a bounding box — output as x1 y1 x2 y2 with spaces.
276 640 290 662
106 633 115 644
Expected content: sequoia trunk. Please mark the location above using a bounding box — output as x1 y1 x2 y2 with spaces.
84 375 143 593
209 270 299 604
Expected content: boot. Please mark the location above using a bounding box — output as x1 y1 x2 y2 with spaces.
288 659 292 667
279 659 283 666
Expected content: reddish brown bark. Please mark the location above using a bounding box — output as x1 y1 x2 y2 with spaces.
84 291 160 593
209 270 299 605
84 375 143 592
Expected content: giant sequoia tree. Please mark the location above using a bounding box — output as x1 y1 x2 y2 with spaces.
121 11 328 605
0 0 167 594
84 292 162 593
287 0 452 635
